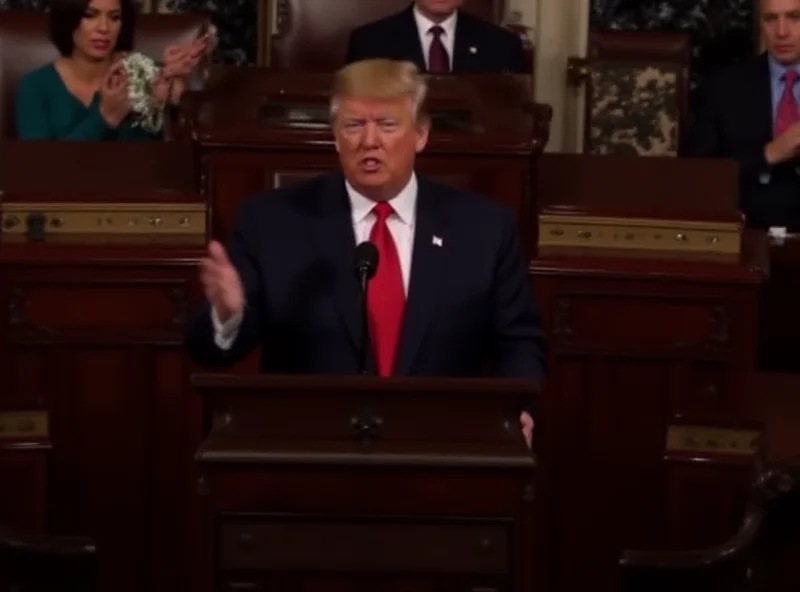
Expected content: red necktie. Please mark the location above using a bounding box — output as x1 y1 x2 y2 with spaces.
367 203 406 376
428 25 450 73
775 70 799 136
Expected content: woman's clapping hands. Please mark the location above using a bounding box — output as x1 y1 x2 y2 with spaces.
154 30 216 105
98 61 131 127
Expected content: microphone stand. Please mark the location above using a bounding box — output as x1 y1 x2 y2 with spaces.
357 266 371 376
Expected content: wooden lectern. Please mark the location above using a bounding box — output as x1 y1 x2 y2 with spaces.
192 374 538 592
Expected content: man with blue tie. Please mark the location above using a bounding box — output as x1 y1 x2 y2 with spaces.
690 0 800 229
184 59 545 446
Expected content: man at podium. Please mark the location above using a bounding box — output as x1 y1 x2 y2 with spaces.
185 59 544 440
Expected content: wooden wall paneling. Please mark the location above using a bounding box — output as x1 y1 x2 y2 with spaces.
529 239 766 592
0 244 204 592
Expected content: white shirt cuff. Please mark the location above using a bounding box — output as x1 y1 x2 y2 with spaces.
211 306 243 350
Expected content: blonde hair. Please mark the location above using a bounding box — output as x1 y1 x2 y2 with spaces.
330 59 429 125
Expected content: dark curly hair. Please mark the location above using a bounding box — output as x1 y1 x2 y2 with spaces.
48 0 136 57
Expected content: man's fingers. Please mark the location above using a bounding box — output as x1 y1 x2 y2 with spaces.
208 241 231 266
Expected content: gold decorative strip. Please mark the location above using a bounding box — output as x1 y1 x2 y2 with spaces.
0 411 48 439
666 425 760 456
538 214 741 255
1 203 206 236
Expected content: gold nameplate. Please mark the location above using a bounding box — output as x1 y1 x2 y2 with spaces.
538 215 741 255
666 425 760 456
0 411 49 439
1 202 206 236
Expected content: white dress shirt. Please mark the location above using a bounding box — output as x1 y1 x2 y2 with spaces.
212 174 419 349
413 5 457 70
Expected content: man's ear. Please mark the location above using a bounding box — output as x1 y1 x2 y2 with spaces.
414 120 430 153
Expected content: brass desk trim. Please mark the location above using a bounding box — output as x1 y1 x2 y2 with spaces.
1 202 206 236
538 214 741 255
666 425 760 456
0 411 49 439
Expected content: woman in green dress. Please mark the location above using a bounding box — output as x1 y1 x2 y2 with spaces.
15 0 211 141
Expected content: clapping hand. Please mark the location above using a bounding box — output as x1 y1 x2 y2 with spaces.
98 62 131 127
151 71 185 105
156 31 216 105
766 121 800 165
162 32 215 78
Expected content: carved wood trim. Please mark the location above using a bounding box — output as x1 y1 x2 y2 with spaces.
273 0 291 40
552 298 572 337
549 292 733 352
5 279 189 341
171 287 188 325
8 287 25 325
710 306 730 344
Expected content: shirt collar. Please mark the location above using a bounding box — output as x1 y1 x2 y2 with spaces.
768 53 800 83
346 173 418 226
413 3 458 39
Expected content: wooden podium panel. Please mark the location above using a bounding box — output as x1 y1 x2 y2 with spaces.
183 69 550 248
192 374 536 592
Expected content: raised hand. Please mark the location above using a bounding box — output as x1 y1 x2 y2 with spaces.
765 121 800 165
151 71 185 105
162 34 212 79
200 241 245 323
98 62 131 127
520 411 534 450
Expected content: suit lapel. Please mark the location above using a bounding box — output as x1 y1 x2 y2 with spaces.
305 173 365 361
394 180 448 375
398 4 427 71
754 52 775 141
452 11 477 72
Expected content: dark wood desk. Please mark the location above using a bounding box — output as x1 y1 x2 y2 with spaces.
530 232 768 592
0 143 205 592
752 371 800 460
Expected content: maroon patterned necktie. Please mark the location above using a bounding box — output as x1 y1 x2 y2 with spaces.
775 70 800 137
428 25 450 73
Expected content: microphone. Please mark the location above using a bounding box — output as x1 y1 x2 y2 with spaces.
354 241 379 375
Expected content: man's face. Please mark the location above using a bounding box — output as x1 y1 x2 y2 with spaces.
415 0 463 21
761 0 800 64
333 96 429 200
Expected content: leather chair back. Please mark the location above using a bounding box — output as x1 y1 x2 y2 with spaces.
0 11 210 138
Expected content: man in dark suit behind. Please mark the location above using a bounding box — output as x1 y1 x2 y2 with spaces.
345 0 527 74
689 0 800 229
185 59 545 444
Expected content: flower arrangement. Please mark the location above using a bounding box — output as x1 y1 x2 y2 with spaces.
119 52 163 133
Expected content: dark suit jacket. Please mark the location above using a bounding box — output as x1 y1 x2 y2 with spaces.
689 53 800 229
344 4 527 74
185 172 546 383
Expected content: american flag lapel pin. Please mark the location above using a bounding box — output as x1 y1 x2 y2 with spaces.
432 235 443 247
